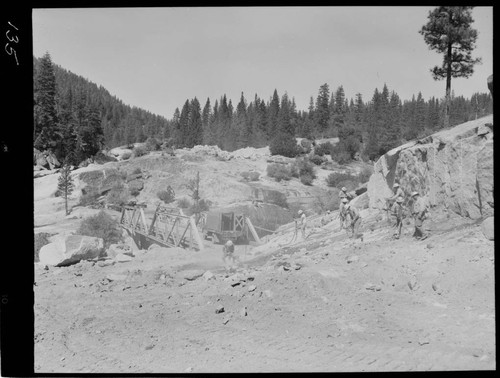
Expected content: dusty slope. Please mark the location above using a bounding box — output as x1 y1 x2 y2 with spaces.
34 205 495 372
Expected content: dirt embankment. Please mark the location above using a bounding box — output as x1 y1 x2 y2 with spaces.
34 207 495 372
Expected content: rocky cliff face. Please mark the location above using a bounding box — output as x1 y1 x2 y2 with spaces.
367 115 493 219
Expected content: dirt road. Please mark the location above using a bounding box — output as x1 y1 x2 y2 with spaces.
34 213 495 373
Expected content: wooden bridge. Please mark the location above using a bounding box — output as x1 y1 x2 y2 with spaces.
120 204 206 252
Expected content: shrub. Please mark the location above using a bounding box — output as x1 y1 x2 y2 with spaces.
267 163 292 182
177 197 191 209
79 187 101 207
289 162 299 178
314 142 334 157
241 171 260 182
264 190 288 208
296 158 317 179
121 151 132 160
93 151 117 164
76 210 123 248
132 145 148 158
330 147 352 165
34 232 52 263
309 155 324 166
269 132 299 158
358 166 373 184
325 172 359 188
145 137 161 152
157 186 175 204
300 139 313 154
189 199 211 214
106 183 129 206
132 167 142 175
300 173 314 186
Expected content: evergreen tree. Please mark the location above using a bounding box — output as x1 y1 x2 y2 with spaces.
315 83 330 136
267 89 280 139
420 6 482 128
186 97 203 148
34 52 59 150
177 100 190 147
57 161 74 216
332 85 346 132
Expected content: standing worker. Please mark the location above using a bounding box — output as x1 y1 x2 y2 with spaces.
411 191 429 240
385 183 405 219
339 197 349 231
345 203 363 240
297 210 307 239
222 240 236 271
391 196 405 239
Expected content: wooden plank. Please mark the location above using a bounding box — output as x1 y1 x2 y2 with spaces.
189 216 205 252
245 217 261 244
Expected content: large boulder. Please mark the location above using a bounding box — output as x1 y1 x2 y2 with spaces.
39 235 104 266
367 115 494 220
45 151 60 170
481 217 494 240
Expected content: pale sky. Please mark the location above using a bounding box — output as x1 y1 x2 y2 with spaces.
32 7 493 119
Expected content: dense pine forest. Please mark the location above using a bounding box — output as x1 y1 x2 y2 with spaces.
34 52 492 166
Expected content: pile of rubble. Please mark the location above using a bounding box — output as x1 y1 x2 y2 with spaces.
190 145 233 161
231 146 270 161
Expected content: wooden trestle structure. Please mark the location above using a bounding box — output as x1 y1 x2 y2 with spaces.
120 204 206 252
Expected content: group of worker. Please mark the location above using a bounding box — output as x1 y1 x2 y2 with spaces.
386 183 429 240
222 181 430 271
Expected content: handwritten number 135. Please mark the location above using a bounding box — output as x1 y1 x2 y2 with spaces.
5 21 19 66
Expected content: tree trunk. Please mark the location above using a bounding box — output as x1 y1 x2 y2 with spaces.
444 41 452 129
65 190 69 216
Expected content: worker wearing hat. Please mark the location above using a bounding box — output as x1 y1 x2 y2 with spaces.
386 182 406 208
297 209 307 239
391 196 405 239
222 240 236 272
411 191 429 240
339 197 349 230
344 202 362 240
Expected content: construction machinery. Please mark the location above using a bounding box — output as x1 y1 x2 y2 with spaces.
200 211 261 245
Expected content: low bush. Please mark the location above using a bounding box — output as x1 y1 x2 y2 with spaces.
241 171 260 182
93 151 117 164
132 145 148 158
189 199 211 214
296 158 317 179
106 183 129 206
145 137 161 152
267 163 292 182
177 197 191 209
132 167 142 175
358 165 374 183
79 188 100 207
300 139 313 154
34 232 52 263
269 132 299 158
121 151 132 160
300 173 314 186
264 190 288 208
309 155 324 166
76 210 123 248
314 142 334 157
157 186 175 204
325 172 359 188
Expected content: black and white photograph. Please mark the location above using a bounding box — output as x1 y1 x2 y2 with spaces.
29 6 493 373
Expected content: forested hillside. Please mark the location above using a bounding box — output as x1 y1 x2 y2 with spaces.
34 52 492 166
33 53 171 165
